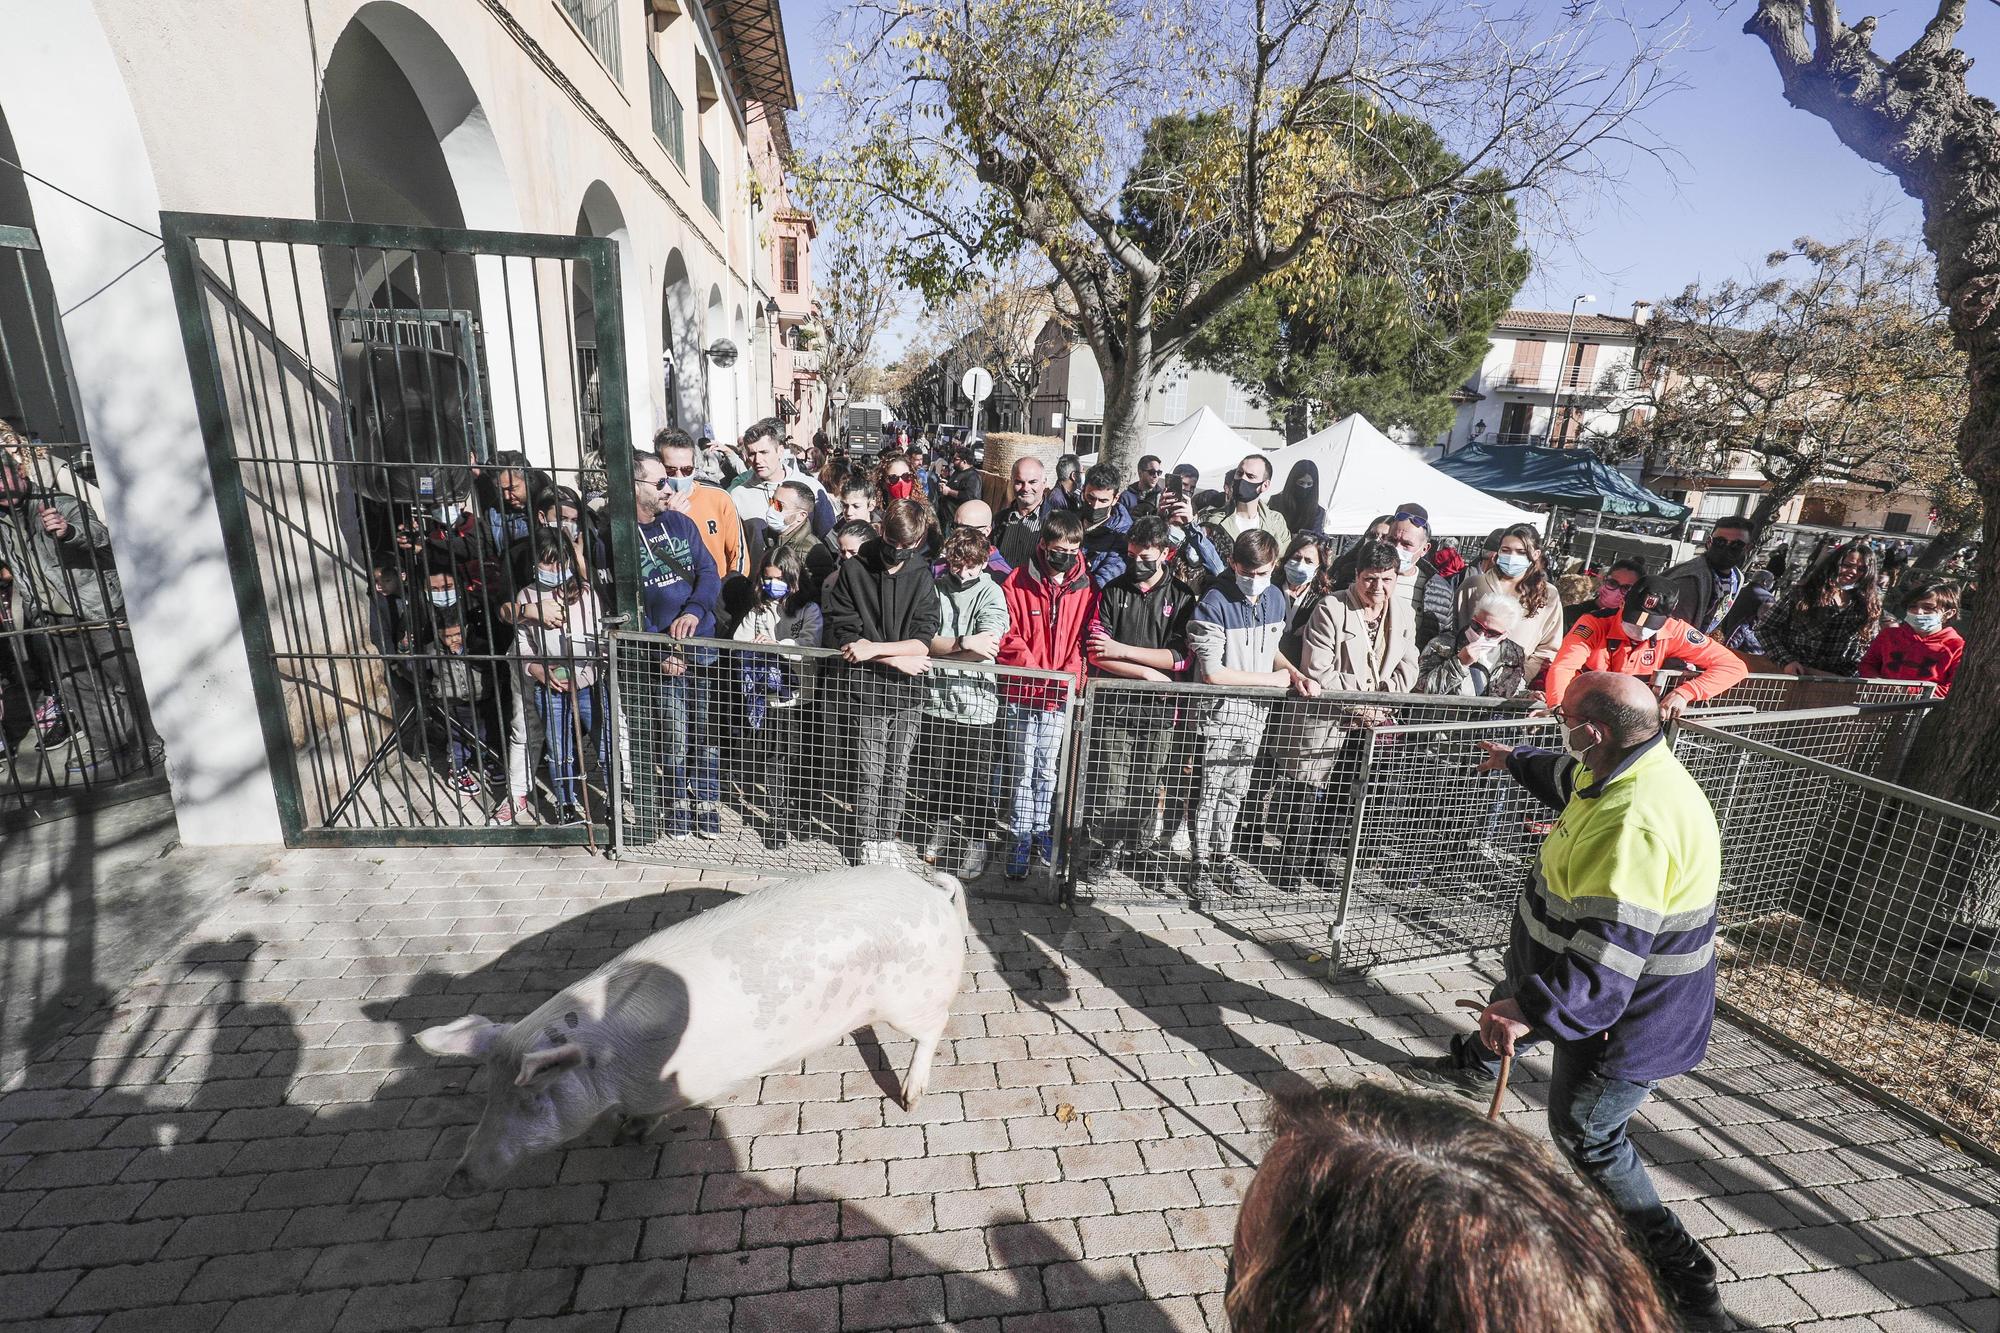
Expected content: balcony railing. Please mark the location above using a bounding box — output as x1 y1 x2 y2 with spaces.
649 51 685 170
1501 369 1614 393
790 349 822 374
780 276 800 294
560 0 622 82
1494 431 1549 446
700 144 721 217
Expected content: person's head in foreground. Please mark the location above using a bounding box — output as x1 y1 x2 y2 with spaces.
1226 1082 1675 1333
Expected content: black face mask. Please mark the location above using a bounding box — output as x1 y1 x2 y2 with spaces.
1232 476 1262 505
1085 504 1111 528
1706 541 1747 572
1043 548 1079 574
1132 557 1161 581
891 544 925 566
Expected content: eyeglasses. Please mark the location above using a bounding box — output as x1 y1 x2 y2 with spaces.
1709 535 1749 550
1606 577 1639 591
1465 621 1506 640
1140 467 1163 478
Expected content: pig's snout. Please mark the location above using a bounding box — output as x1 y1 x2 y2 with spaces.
443 1167 483 1198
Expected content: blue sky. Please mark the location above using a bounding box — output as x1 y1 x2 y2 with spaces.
780 0 1995 343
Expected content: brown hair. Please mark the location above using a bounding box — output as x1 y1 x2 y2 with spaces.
1233 529 1281 568
1227 1082 1675 1333
940 525 991 573
1893 570 1962 616
881 498 931 551
1498 524 1554 615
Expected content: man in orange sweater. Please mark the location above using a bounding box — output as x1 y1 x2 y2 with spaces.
1544 575 1747 720
654 428 744 578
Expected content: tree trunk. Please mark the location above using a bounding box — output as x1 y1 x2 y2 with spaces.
1284 400 1311 443
1913 526 1971 570
1099 343 1153 477
1902 482 2000 810
1748 466 1814 529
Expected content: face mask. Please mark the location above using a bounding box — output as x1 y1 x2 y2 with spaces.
762 578 790 600
432 503 460 524
1464 635 1501 664
428 588 458 608
1085 504 1112 529
1706 543 1746 571
1231 476 1262 506
1908 611 1944 634
768 505 792 529
1495 553 1531 579
535 567 565 588
1043 548 1079 575
1835 579 1858 592
1235 571 1271 598
1132 557 1161 581
886 477 916 500
667 474 695 495
892 544 925 567
1562 720 1596 761
559 520 581 541
1394 546 1418 573
1597 585 1628 610
1283 559 1313 588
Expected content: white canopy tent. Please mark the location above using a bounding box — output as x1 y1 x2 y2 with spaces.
1195 414 1542 536
1143 406 1259 479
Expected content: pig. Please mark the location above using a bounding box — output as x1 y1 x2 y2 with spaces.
415 865 968 1193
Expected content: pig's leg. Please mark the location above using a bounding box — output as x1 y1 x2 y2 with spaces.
894 1014 948 1111
611 1114 657 1146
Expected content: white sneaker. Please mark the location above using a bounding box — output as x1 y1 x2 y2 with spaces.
858 841 883 865
922 818 957 865
1168 820 1192 855
957 839 990 879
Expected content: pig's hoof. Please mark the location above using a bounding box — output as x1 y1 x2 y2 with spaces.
899 1089 925 1113
612 1115 654 1146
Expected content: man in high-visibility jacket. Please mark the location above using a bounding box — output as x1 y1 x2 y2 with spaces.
1544 574 1747 719
1401 671 1728 1331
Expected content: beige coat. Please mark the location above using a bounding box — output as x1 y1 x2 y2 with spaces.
1283 590 1418 785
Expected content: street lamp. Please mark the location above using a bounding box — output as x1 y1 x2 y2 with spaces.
1549 293 1595 447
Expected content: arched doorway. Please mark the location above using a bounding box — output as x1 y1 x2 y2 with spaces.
662 250 700 430
573 181 646 463
704 284 737 446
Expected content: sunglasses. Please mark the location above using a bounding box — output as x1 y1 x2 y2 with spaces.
1141 467 1163 477
1710 536 1749 550
1465 621 1506 640
1392 510 1431 530
660 463 696 477
886 472 910 482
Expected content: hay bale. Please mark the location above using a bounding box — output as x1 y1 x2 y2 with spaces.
982 431 1064 502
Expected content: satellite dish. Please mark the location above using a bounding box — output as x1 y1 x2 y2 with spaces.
706 338 739 369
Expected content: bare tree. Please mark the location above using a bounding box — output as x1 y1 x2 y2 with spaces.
1611 233 1966 530
1747 0 2000 807
803 0 1680 471
926 260 1066 431
808 213 904 437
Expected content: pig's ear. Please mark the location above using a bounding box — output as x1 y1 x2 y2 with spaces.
415 1015 509 1060
515 1042 586 1087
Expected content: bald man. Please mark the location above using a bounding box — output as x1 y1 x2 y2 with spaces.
947 499 1012 578
1401 671 1727 1331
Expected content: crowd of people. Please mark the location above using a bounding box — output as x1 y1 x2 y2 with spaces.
365 418 1971 882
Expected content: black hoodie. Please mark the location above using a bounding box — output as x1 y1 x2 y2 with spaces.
822 537 943 698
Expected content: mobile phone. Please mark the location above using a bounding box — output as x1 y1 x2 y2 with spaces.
1165 474 1185 499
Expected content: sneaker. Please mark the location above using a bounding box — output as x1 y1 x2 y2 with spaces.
1004 837 1032 880
451 768 483 795
1396 1054 1498 1100
1167 820 1192 855
1190 860 1222 900
488 795 530 826
555 802 588 826
957 839 990 879
1081 839 1121 880
1215 854 1252 898
1031 829 1055 865
697 803 722 839
922 817 958 866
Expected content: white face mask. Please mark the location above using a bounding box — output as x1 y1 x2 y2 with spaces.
432 503 460 524
1464 635 1501 664
1562 719 1596 761
428 588 458 608
1394 546 1418 572
1495 552 1531 578
1236 571 1272 599
1907 611 1944 634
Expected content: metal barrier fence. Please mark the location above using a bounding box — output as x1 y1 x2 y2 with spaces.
161 214 635 845
1066 682 1537 908
1 225 165 821
609 630 1077 902
1667 669 1935 715
1677 721 2000 1156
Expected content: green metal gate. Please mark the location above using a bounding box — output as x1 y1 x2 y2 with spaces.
160 214 637 846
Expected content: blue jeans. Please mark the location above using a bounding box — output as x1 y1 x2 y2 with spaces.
1005 703 1063 837
535 682 607 806
662 667 720 820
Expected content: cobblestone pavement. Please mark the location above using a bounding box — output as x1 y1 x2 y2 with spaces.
1 847 1996 1332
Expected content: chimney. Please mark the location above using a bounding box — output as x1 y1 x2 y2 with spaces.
1631 300 1654 325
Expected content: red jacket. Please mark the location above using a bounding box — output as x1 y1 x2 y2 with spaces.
1859 622 1963 698
997 559 1099 710
1543 609 1748 708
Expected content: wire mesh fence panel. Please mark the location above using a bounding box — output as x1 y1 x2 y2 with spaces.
1337 715 1561 972
1676 703 1932 785
1680 723 2000 1156
161 215 633 843
1668 670 1935 716
0 226 166 818
1068 681 1534 908
611 631 1075 902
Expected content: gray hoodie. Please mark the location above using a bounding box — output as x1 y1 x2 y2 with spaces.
0 492 123 622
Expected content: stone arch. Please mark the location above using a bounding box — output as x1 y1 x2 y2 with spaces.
661 249 701 430
704 284 737 446
573 180 647 455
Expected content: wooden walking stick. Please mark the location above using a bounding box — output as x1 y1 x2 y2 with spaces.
566 680 597 854
1456 998 1513 1120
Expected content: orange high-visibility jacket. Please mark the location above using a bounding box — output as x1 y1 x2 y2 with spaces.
1543 609 1748 709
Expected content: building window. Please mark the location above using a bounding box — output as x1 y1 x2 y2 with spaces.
648 51 685 169
1223 382 1252 428
780 237 799 294
700 144 721 218
1697 491 1752 520
1883 511 1913 533
1154 372 1187 422
1072 421 1104 455
559 0 622 82
1498 401 1535 444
